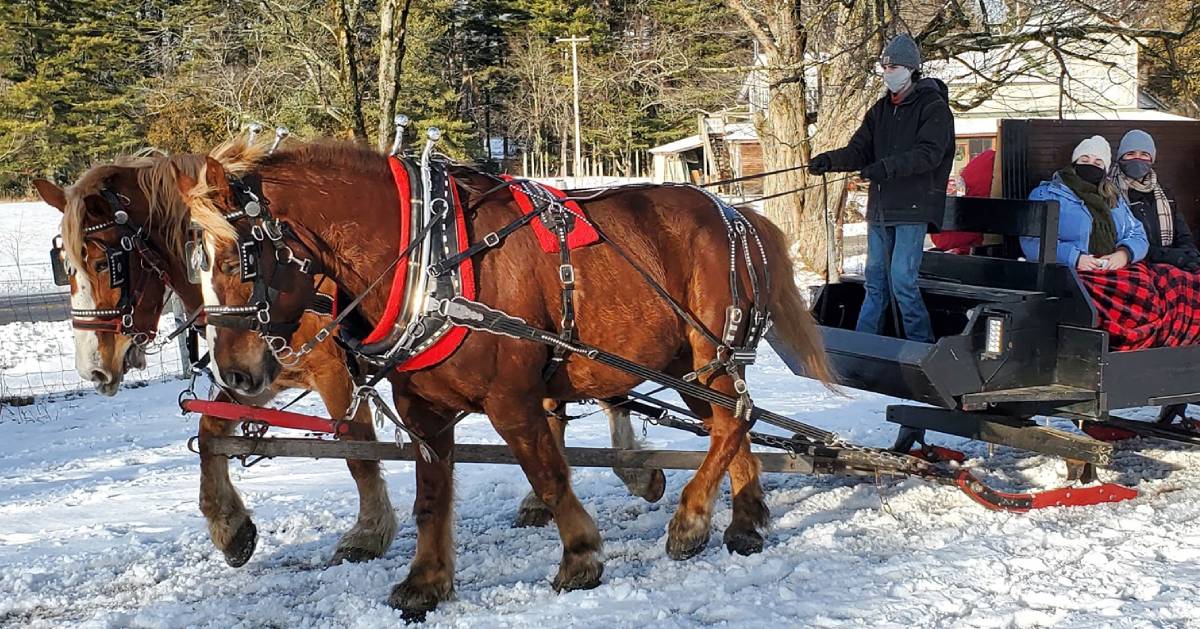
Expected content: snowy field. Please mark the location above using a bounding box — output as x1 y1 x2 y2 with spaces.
3 201 1200 627
3 342 1200 628
0 201 62 295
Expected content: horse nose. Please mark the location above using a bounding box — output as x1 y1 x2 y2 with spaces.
89 369 113 385
225 369 254 392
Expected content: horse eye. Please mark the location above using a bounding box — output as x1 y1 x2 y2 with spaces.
220 258 240 275
94 260 109 272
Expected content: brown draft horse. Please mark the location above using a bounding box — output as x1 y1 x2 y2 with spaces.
31 154 662 557
178 137 831 618
32 156 398 566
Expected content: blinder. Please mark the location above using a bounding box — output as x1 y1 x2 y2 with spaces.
238 238 260 281
185 221 210 284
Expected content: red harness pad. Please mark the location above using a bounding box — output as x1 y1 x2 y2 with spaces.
359 157 476 371
502 176 599 253
1080 263 1200 350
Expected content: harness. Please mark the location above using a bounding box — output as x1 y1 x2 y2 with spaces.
196 173 320 362
51 189 172 347
335 150 474 369
428 178 582 380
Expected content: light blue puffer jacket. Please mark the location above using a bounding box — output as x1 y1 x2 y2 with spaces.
1020 172 1149 267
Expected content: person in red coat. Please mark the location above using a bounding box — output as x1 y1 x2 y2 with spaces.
931 148 995 253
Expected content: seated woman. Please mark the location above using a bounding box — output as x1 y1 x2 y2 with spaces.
1113 129 1200 271
932 149 995 254
1020 135 1148 270
1112 129 1200 424
1019 136 1184 351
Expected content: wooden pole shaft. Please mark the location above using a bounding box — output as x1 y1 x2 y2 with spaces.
205 436 817 474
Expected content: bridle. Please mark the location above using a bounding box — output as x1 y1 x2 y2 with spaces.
52 189 172 348
195 174 319 364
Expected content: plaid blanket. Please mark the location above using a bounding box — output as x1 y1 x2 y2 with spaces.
1079 263 1200 350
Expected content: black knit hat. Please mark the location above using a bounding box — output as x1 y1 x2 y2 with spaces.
880 34 921 69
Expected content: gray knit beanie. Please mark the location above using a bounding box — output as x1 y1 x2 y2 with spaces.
1118 129 1156 163
881 34 921 69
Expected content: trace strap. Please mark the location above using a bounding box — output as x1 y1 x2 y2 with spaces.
437 296 829 442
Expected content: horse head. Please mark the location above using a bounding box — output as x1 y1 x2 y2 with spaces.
175 154 322 397
32 164 178 395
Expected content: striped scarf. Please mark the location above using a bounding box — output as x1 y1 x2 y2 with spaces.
1116 168 1173 246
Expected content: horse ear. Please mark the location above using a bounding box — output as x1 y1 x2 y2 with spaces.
32 179 67 212
203 156 232 201
171 162 197 197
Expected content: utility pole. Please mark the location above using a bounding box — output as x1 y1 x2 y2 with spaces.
557 35 587 179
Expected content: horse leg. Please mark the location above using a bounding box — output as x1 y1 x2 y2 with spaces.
723 434 768 555
603 399 666 503
672 391 767 556
665 356 755 561
197 412 256 567
487 396 603 593
513 399 565 528
315 363 397 565
387 398 456 622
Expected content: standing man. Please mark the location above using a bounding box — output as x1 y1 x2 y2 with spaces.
808 33 954 343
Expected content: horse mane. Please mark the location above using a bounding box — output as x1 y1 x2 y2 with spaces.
61 153 204 273
187 135 394 245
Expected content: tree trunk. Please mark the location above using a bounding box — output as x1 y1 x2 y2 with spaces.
733 0 887 277
375 0 414 151
333 0 368 142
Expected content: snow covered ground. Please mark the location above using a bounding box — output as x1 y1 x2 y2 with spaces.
3 342 1200 628
2 200 1200 626
0 201 62 295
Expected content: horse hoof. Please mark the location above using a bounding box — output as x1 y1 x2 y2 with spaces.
222 519 257 568
329 546 379 565
666 511 710 560
552 556 604 592
666 532 709 561
388 581 447 624
641 469 666 503
513 506 553 528
723 527 764 556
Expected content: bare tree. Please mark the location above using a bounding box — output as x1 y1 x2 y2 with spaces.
376 0 414 151
332 0 368 141
724 0 1200 276
506 36 574 176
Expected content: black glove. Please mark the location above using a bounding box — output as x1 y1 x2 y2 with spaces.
1182 249 1200 273
808 153 833 176
860 161 887 182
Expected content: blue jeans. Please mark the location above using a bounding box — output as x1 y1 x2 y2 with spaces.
856 223 934 343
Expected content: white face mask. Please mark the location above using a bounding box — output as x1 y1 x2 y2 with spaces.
883 67 912 93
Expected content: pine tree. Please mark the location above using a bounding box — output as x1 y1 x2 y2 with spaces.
0 0 147 183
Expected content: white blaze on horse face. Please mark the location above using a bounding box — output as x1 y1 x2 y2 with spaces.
199 234 227 388
68 268 105 382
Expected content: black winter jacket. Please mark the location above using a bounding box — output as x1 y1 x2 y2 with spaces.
1126 186 1200 268
826 77 955 226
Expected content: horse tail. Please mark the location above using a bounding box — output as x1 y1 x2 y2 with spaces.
740 210 836 387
